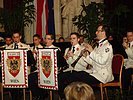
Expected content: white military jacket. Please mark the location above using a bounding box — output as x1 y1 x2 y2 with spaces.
30 44 43 51
83 39 114 83
6 42 30 49
45 45 59 49
1 44 10 49
64 44 88 72
124 41 133 69
30 44 43 61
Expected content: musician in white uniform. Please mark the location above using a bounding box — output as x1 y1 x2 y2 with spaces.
6 32 34 67
7 32 30 49
122 30 133 89
6 32 35 73
59 25 114 98
63 33 88 72
6 32 35 100
44 34 68 70
44 34 59 48
29 34 68 99
123 31 133 69
30 34 43 72
71 24 114 85
29 34 47 99
79 35 86 46
58 32 88 98
30 34 43 60
0 35 12 49
30 34 43 50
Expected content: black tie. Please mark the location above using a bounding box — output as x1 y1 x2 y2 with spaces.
96 42 99 47
33 46 38 50
14 43 18 49
129 43 130 48
72 47 75 53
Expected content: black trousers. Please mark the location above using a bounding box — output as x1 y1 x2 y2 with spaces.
58 71 100 98
73 71 100 85
28 72 48 97
58 70 78 98
122 67 133 89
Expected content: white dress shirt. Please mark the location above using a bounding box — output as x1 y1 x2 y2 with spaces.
6 42 30 49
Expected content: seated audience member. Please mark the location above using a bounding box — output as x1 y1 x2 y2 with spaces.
58 36 65 42
58 32 88 98
122 30 133 90
64 82 95 100
108 35 128 58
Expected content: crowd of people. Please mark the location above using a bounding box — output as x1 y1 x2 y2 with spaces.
0 24 133 100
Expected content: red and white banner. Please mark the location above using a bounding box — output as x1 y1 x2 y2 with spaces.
34 0 48 38
38 49 58 90
1 50 28 88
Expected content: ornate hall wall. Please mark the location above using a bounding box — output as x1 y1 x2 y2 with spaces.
1 0 132 43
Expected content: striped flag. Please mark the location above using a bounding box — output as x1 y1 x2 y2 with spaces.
35 0 55 39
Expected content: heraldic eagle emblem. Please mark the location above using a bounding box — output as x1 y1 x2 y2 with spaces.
7 57 21 77
41 56 52 78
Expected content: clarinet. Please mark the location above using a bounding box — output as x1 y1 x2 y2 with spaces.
63 46 71 69
71 39 97 68
71 49 88 68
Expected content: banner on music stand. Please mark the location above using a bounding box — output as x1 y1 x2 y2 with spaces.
38 48 58 90
1 50 28 88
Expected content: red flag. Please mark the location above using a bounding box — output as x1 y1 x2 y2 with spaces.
36 0 48 38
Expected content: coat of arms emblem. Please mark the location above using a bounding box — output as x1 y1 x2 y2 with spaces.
6 52 21 77
41 52 52 78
